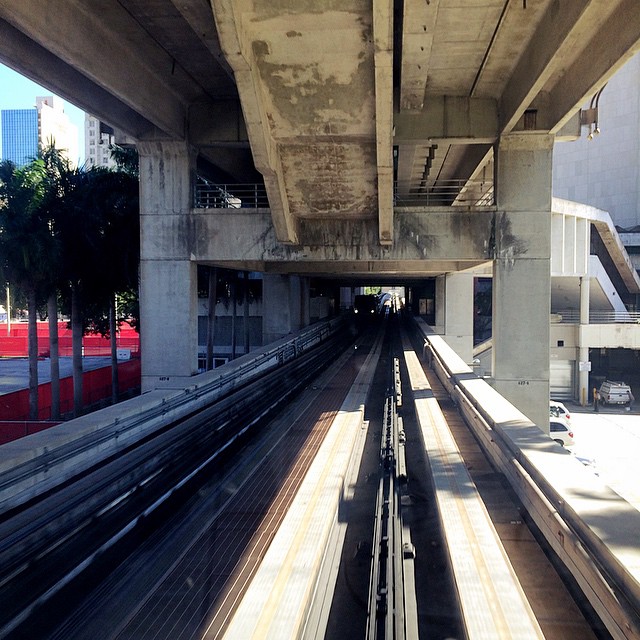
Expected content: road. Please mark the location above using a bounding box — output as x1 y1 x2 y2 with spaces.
566 402 640 510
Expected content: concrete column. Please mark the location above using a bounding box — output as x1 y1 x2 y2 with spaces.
434 275 446 333
493 133 554 431
442 272 474 364
138 140 198 391
262 274 309 344
243 272 250 355
578 275 591 405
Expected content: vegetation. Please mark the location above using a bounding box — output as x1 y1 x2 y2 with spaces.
0 157 50 418
0 144 139 418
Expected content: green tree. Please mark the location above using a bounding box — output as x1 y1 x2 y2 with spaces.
40 144 75 419
39 158 86 416
40 154 139 416
82 168 139 403
0 158 52 419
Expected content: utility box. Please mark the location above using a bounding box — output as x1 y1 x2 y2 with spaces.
117 348 131 360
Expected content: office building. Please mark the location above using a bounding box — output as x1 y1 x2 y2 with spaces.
1 95 79 167
85 114 116 169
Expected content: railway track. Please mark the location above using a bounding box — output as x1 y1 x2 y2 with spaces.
0 312 619 639
0 328 352 639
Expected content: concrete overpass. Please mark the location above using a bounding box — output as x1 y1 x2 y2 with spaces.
1 0 639 429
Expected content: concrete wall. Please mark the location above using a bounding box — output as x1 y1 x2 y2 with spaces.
553 54 640 230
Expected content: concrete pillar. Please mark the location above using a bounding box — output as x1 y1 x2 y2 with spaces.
231 273 237 360
434 275 446 333
493 133 554 431
578 275 590 405
138 140 198 391
262 274 309 344
442 272 474 364
244 272 250 355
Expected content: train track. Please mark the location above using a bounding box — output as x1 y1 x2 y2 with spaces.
366 354 417 640
0 328 352 639
0 312 617 639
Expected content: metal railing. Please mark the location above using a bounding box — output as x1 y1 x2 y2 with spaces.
194 183 269 209
193 179 495 210
552 309 640 324
394 180 494 207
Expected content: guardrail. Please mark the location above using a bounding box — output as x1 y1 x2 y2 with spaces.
193 180 496 210
553 309 640 324
394 180 494 207
413 317 640 639
0 317 346 513
194 183 269 209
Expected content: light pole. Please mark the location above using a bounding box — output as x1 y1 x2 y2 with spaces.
6 284 10 335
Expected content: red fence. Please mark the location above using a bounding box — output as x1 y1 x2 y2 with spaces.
0 321 140 358
0 421 61 445
0 359 141 444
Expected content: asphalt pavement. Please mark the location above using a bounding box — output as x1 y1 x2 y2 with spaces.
562 400 640 510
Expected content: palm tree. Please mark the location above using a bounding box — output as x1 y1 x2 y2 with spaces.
39 159 95 416
39 144 72 419
44 162 139 415
82 168 139 403
0 158 51 419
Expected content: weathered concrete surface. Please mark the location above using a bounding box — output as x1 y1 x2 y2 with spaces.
139 141 199 391
493 133 553 432
190 208 496 270
211 0 387 244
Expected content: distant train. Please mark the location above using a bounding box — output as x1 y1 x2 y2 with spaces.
353 294 379 316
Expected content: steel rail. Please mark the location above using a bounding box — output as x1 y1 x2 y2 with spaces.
366 352 417 640
0 318 345 513
0 329 351 639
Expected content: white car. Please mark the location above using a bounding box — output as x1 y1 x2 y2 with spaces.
550 418 575 447
550 400 571 426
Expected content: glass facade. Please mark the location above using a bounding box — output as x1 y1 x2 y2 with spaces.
1 109 39 166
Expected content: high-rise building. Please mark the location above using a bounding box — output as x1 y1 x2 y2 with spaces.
85 114 117 169
0 95 79 167
1 108 38 166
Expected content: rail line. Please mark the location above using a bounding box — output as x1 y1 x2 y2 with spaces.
401 328 544 639
366 355 417 640
0 325 351 639
0 312 625 639
415 318 640 639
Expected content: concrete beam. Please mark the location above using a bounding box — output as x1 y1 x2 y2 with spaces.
210 0 298 244
547 0 640 133
499 0 623 134
394 97 498 144
374 0 394 245
0 19 155 138
190 207 495 267
0 0 193 139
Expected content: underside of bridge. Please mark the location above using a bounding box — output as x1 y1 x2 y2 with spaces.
1 0 640 428
1 1 639 250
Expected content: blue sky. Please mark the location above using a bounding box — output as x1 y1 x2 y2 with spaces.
0 63 85 163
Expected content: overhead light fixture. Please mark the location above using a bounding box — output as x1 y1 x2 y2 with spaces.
585 84 607 140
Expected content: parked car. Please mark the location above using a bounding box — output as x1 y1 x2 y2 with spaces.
550 400 571 426
550 418 575 447
598 380 634 406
